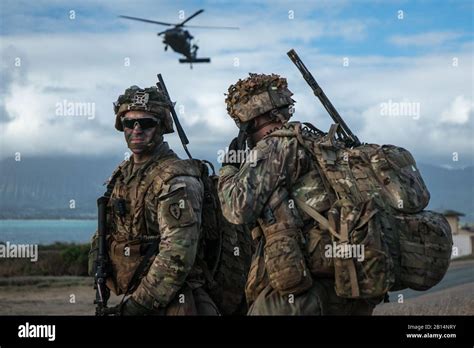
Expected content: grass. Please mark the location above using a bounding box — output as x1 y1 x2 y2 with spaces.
0 242 89 277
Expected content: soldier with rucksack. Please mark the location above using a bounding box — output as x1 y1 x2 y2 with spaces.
89 76 251 316
217 50 452 315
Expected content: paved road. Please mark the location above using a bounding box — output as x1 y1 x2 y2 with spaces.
389 259 474 300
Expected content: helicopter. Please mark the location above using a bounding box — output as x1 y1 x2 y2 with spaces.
119 9 239 68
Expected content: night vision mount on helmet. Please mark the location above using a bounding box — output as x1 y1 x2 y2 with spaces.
113 85 174 134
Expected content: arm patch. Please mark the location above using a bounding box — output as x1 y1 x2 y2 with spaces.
158 183 197 229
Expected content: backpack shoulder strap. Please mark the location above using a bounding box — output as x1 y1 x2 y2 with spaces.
293 123 338 203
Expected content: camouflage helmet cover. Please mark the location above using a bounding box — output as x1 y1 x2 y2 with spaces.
113 85 174 133
225 73 295 126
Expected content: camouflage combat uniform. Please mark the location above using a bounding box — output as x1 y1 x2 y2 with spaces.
89 86 219 315
218 74 376 315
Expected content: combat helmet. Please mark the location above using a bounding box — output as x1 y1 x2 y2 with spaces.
113 85 174 134
225 73 295 128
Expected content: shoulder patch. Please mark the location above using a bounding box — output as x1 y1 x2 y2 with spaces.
158 183 197 228
169 202 182 220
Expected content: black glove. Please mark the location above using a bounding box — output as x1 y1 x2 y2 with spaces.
121 297 150 316
222 137 241 169
103 297 150 316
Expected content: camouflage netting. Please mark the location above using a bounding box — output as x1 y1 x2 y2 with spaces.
225 73 294 125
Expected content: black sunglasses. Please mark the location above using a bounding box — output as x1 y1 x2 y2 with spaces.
122 117 159 130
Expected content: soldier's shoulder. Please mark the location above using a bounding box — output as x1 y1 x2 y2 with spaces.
166 175 203 193
149 158 202 193
246 136 292 170
154 173 203 203
256 122 302 153
152 158 201 182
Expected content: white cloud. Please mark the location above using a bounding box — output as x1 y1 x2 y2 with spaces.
440 95 473 124
350 54 473 164
389 31 463 47
0 9 472 167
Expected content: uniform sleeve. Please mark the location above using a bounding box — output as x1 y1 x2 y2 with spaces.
132 175 203 309
217 138 290 225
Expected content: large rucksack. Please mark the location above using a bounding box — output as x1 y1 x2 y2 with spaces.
288 122 453 299
193 160 253 314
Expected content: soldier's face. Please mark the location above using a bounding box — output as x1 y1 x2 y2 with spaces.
122 111 159 153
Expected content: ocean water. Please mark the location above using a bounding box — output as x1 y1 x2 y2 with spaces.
0 220 96 245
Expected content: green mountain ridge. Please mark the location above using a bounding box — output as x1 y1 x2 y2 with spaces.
0 156 472 221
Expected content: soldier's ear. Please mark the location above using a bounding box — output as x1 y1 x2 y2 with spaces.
155 120 165 136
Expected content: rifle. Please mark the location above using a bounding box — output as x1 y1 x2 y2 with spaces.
156 74 193 159
287 49 361 148
94 196 110 316
236 123 248 151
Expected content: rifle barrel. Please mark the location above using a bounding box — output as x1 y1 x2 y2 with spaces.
157 74 193 159
287 49 361 147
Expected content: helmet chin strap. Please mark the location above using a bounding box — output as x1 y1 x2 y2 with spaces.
270 107 292 124
247 118 274 134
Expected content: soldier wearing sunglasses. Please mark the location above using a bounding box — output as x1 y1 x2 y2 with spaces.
89 85 219 316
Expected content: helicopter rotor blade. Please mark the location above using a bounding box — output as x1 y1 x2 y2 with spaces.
181 25 240 30
118 15 174 27
177 9 204 26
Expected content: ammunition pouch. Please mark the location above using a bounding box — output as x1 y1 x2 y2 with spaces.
259 189 312 296
107 238 157 295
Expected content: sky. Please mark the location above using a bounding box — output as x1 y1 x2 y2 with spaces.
0 0 473 168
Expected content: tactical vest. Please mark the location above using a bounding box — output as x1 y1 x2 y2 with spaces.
104 154 252 315
106 154 202 295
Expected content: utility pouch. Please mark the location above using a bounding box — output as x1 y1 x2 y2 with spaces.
259 189 312 296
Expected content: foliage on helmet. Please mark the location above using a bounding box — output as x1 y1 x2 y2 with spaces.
225 73 294 125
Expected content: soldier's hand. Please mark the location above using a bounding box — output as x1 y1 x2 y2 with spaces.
103 297 150 316
222 137 241 169
101 305 121 316
120 297 150 316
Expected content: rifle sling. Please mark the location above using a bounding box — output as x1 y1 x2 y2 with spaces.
124 238 160 296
